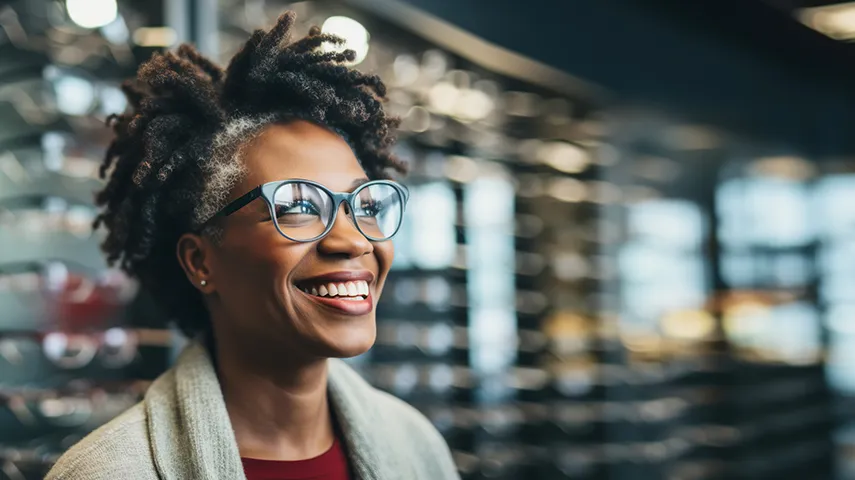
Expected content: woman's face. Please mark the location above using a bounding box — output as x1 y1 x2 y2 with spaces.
204 121 394 360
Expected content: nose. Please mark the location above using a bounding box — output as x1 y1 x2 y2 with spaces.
316 202 373 258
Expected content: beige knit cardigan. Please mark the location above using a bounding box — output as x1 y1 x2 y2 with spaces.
45 342 460 480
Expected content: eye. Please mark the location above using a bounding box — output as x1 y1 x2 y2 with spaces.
273 200 321 219
357 199 383 217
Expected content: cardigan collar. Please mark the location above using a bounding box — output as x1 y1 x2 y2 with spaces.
144 342 408 480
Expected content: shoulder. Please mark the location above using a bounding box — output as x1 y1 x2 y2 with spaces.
363 382 460 478
46 402 158 480
329 360 459 478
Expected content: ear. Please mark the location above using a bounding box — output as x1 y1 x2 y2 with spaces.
176 233 215 293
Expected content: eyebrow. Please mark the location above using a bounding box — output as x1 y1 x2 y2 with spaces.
350 178 370 190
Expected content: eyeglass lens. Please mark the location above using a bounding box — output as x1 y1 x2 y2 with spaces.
272 182 403 241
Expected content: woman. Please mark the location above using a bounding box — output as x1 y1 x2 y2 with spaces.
46 11 459 480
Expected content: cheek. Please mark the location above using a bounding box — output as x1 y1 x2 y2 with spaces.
215 234 311 296
373 241 394 287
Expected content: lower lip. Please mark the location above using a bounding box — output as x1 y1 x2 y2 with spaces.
298 289 374 315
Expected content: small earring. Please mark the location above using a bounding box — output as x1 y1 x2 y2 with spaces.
200 280 208 286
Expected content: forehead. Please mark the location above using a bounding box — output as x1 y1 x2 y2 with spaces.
238 120 366 191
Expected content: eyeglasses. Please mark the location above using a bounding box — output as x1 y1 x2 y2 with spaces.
206 179 409 242
0 382 147 432
0 259 138 331
0 328 139 370
0 195 97 238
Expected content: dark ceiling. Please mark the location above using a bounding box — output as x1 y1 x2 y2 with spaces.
387 0 855 156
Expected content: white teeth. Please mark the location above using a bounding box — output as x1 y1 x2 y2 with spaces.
302 280 370 298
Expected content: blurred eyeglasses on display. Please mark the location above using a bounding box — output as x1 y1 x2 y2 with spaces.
0 329 138 370
0 196 96 238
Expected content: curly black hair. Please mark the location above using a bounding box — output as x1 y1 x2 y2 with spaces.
94 12 404 338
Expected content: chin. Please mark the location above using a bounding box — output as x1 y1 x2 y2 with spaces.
328 343 374 359
320 321 377 359
323 338 375 359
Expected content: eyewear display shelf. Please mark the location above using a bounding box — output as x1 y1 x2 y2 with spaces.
0 8 174 477
711 166 834 480
601 120 836 480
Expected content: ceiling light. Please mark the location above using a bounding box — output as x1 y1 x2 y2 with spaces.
133 27 177 47
800 3 855 41
322 16 370 65
66 0 118 29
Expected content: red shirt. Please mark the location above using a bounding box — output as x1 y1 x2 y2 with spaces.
241 437 352 480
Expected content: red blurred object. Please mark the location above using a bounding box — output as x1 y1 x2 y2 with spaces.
0 260 138 331
51 273 126 332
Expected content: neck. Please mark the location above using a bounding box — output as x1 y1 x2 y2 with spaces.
213 335 335 461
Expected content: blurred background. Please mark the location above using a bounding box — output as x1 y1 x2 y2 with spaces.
4 0 855 478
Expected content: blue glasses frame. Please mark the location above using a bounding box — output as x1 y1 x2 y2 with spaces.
204 179 409 243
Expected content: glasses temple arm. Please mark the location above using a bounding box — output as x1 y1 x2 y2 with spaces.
214 186 263 219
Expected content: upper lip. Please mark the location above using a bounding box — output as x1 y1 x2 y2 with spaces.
296 271 375 286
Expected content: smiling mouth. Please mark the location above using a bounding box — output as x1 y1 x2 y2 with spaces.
298 280 370 301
